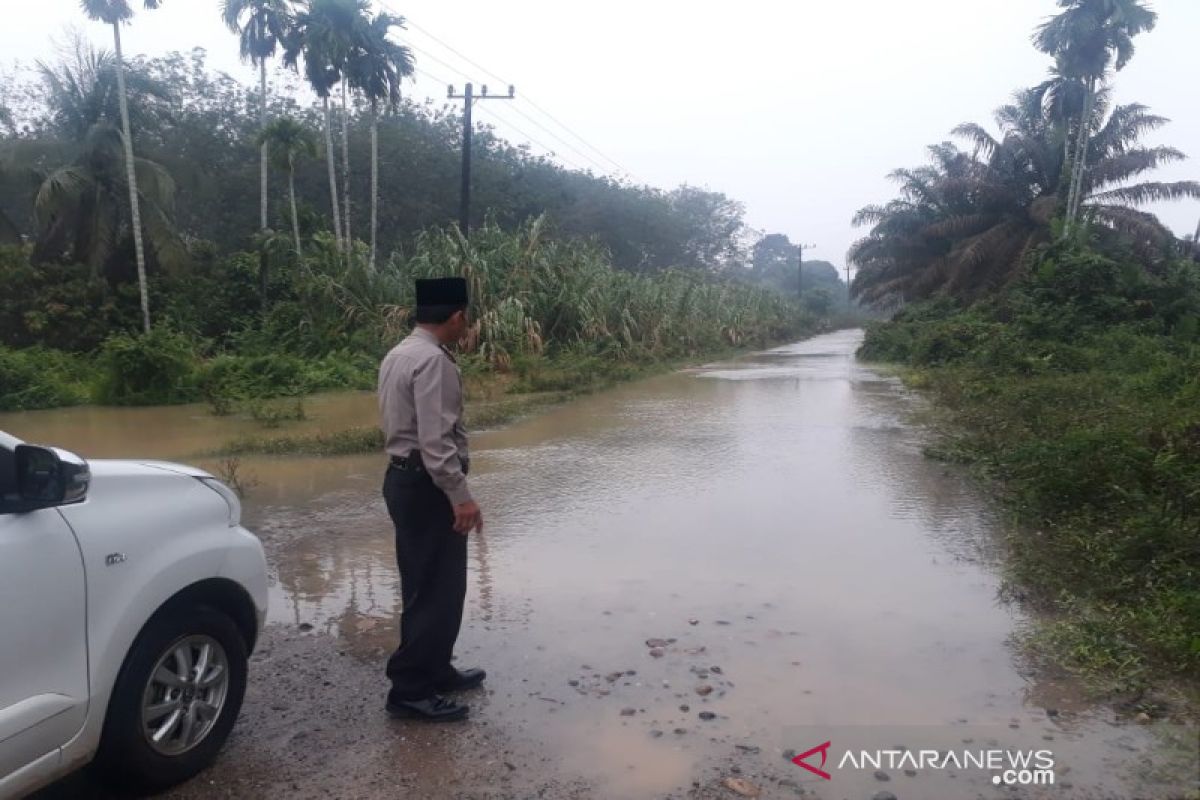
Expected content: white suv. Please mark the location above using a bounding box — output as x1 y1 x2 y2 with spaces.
0 430 268 798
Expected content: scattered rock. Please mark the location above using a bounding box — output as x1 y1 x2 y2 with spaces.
680 704 691 712
646 638 671 648
874 769 891 781
699 711 717 721
696 684 714 696
721 777 761 797
567 679 579 687
674 728 687 735
716 620 732 626
625 669 637 676
606 672 623 683
782 749 798 761
650 729 664 738
649 648 665 658
298 623 314 632
503 762 517 771
872 793 898 800
710 665 723 674
1045 708 1059 717
620 708 636 717
904 768 917 777
735 744 760 754
689 619 700 626
1135 712 1152 724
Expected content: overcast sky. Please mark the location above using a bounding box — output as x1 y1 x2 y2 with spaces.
4 0 1198 268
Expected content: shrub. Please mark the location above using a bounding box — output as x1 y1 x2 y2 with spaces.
0 346 93 411
94 328 201 406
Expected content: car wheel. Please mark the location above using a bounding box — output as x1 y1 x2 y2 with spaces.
95 604 248 793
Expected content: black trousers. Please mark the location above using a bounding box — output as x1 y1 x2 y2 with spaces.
383 466 468 700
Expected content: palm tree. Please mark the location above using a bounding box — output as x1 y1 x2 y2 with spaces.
221 0 291 235
32 122 184 280
850 91 1200 307
283 0 368 262
258 117 317 257
1033 0 1157 233
79 0 165 334
347 11 413 271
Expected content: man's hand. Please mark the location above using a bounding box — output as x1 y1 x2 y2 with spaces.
453 500 483 534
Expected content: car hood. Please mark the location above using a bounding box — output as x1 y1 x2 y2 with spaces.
87 459 214 480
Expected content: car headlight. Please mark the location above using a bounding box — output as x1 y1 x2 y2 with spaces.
199 477 242 527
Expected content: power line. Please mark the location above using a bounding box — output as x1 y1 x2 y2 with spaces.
378 3 645 183
474 103 588 172
505 100 625 178
517 94 641 180
413 66 452 88
405 42 473 85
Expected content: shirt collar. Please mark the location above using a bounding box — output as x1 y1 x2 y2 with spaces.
411 327 440 346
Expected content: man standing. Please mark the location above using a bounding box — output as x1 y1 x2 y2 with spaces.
378 277 485 722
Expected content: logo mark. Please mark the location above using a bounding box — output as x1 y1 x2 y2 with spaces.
105 552 127 566
792 741 833 780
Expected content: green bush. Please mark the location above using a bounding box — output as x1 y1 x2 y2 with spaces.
0 346 94 411
94 328 202 406
0 245 138 352
864 243 1200 683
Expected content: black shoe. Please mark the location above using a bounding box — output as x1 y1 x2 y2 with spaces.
436 667 487 693
386 694 469 722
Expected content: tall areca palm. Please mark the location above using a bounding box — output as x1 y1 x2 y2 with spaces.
221 0 291 235
258 117 317 258
79 0 165 334
283 0 368 262
851 91 1200 307
347 11 413 271
1033 0 1157 232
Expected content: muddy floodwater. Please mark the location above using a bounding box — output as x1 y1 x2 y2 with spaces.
14 329 1197 800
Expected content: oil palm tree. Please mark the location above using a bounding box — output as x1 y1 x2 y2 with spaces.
851 90 1199 307
258 116 318 257
283 0 368 262
347 11 413 271
221 0 291 234
79 0 166 333
1033 0 1157 232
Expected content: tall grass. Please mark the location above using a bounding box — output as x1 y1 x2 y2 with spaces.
297 217 814 369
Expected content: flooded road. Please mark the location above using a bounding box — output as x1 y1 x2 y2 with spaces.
13 329 1196 800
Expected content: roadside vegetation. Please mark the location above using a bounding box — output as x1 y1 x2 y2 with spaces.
0 3 851 416
851 0 1200 694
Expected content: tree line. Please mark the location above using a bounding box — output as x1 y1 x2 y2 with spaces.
0 0 826 340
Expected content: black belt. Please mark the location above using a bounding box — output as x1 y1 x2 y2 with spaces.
389 451 469 475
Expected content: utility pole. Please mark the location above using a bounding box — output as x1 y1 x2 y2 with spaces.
845 262 853 310
448 82 515 237
795 242 816 300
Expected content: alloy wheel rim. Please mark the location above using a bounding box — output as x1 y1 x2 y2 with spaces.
140 634 230 756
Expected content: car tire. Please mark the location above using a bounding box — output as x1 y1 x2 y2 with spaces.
94 603 248 794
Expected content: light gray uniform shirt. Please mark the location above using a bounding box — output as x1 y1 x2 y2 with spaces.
378 327 472 506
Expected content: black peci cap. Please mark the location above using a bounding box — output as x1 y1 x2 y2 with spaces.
415 277 468 307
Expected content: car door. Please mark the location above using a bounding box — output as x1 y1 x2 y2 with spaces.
0 434 89 782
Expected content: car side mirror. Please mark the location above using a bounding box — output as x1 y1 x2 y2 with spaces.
16 445 90 509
